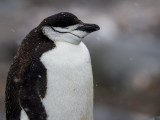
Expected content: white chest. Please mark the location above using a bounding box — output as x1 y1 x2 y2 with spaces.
40 42 93 120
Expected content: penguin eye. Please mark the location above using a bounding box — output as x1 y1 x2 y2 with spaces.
65 27 71 30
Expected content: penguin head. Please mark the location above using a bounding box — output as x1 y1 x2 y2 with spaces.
40 12 100 45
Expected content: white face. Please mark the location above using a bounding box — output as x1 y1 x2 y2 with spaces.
42 24 89 45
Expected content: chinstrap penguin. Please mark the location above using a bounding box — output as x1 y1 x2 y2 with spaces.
5 12 100 120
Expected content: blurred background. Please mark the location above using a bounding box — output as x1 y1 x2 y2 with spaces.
1 0 160 120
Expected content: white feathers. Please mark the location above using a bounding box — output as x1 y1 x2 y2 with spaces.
42 24 88 45
40 42 93 120
54 24 81 32
20 109 29 120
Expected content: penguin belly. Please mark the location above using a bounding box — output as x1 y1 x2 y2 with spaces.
40 42 93 120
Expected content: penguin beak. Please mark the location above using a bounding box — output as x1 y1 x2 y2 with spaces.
76 23 100 33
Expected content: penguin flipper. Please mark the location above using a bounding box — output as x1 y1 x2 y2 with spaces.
19 59 47 120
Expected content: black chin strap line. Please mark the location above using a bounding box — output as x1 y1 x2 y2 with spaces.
51 27 81 39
